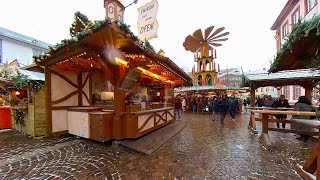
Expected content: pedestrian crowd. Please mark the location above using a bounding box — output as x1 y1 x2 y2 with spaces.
175 94 248 126
174 93 318 142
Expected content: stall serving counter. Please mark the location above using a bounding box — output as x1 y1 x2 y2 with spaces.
65 105 175 142
122 107 175 138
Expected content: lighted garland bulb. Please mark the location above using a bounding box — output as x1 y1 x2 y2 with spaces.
87 29 93 34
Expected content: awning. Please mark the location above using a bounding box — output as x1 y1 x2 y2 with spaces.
18 69 45 81
174 85 250 93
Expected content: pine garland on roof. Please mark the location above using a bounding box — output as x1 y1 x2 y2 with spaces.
270 15 320 72
35 11 156 63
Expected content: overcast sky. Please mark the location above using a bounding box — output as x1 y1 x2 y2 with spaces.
0 0 287 72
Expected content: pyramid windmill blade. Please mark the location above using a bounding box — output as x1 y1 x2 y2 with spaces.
192 29 204 41
184 36 201 47
204 26 215 40
209 32 230 41
209 42 222 47
209 38 229 42
207 27 225 40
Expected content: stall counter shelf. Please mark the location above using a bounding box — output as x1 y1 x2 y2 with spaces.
67 107 102 138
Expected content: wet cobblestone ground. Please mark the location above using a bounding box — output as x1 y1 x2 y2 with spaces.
0 112 315 179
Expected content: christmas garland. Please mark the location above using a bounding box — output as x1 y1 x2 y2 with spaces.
270 15 320 72
13 109 25 125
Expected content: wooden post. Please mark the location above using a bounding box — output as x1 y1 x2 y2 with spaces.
250 86 256 107
164 85 170 107
305 86 312 101
259 113 272 149
113 66 126 139
78 73 83 106
45 68 52 136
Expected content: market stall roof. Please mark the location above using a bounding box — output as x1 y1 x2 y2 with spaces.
174 85 249 93
269 15 320 73
19 69 45 81
244 68 320 87
36 12 192 86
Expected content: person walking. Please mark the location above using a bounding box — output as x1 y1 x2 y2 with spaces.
243 99 248 114
212 96 219 121
218 94 229 126
175 97 182 120
181 97 186 112
271 95 291 128
192 97 197 113
228 94 238 121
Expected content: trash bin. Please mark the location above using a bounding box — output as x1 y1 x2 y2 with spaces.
0 107 11 129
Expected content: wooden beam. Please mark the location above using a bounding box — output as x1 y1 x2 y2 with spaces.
42 46 89 67
294 164 316 180
52 90 78 105
89 74 93 105
78 73 83 106
45 68 52 136
303 146 320 173
50 69 78 88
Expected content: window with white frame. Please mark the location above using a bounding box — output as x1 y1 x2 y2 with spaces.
307 0 317 12
284 86 290 99
295 86 301 99
282 22 289 38
266 87 269 92
292 8 300 25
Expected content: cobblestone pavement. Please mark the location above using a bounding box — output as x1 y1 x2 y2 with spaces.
0 112 315 179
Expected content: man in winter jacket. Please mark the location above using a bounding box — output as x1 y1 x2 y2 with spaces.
218 95 229 126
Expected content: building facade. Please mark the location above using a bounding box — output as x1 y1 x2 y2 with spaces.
217 67 243 88
271 0 319 103
0 27 50 66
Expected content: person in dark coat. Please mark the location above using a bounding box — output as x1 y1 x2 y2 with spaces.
218 94 229 126
192 97 197 113
228 95 238 121
255 97 265 107
271 95 291 128
175 98 182 120
211 96 219 121
243 99 248 113
291 96 313 141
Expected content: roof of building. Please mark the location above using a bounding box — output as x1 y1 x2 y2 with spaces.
0 27 51 49
217 67 242 77
19 69 45 81
271 0 299 30
245 69 320 81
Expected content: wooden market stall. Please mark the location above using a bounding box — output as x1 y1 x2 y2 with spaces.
245 15 320 179
0 70 46 137
36 12 192 141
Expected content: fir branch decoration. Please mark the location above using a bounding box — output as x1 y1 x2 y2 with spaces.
13 109 25 125
270 15 320 72
144 41 155 52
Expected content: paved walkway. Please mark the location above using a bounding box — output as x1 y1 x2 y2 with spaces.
0 112 315 179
